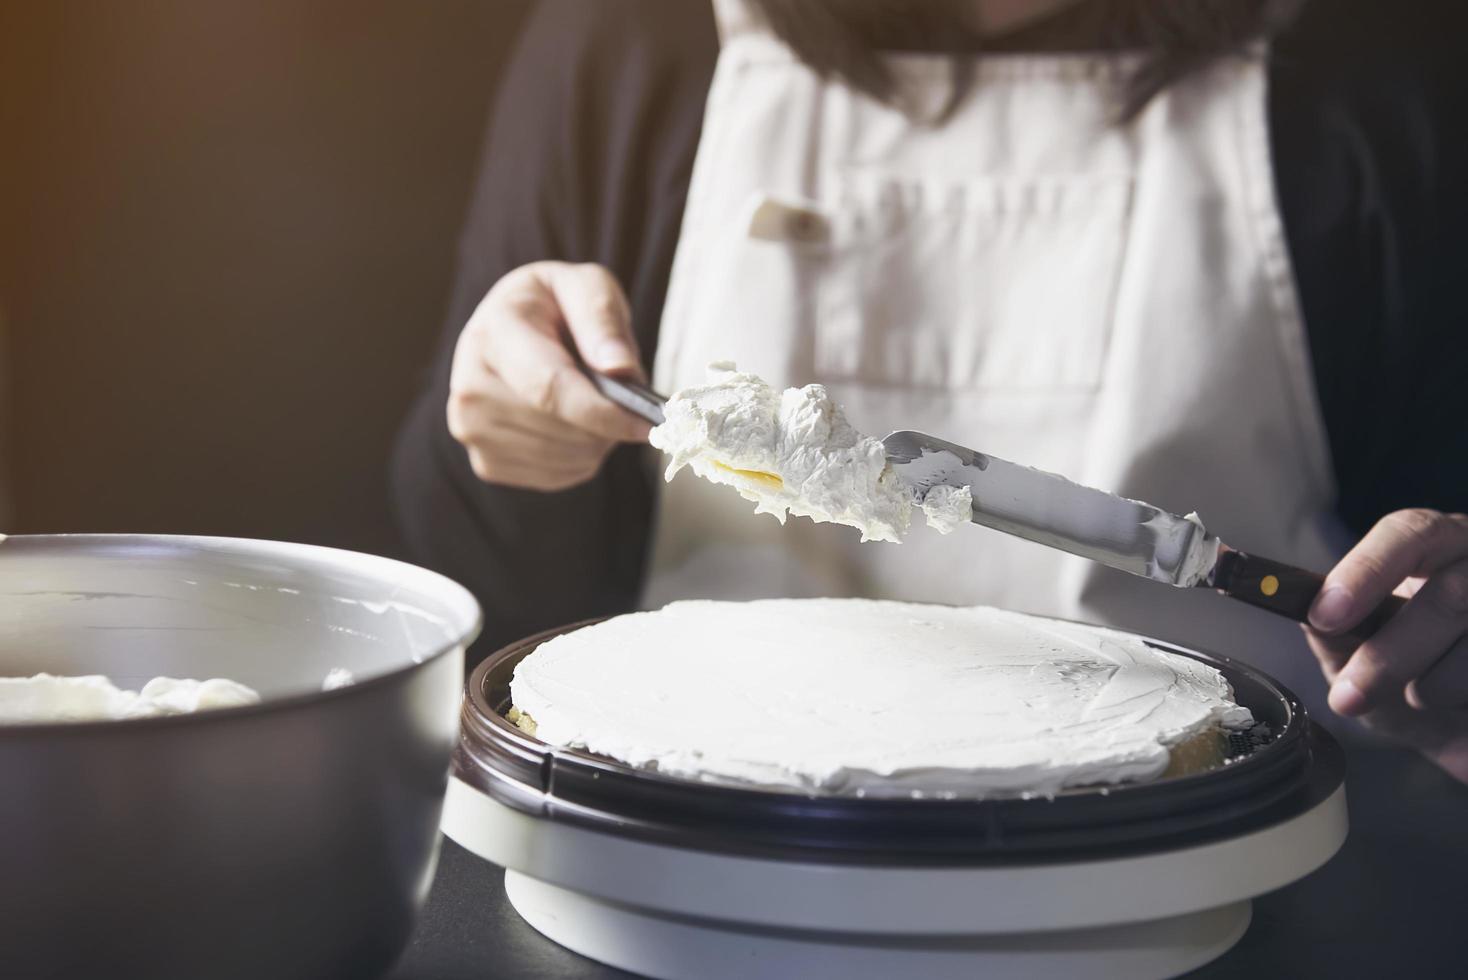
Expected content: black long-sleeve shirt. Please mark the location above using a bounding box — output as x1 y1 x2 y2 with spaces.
392 0 1466 658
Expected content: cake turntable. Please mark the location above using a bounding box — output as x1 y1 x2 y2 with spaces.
443 620 1347 980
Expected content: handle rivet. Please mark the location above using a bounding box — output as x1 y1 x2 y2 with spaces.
1260 575 1280 597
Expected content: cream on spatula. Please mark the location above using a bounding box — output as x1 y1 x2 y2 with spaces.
587 363 1403 640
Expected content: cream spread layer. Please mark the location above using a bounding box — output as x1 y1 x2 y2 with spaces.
510 599 1254 798
0 674 261 723
648 364 972 543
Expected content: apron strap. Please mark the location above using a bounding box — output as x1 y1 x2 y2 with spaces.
712 0 765 44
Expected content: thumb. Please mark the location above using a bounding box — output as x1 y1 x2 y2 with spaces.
542 262 644 379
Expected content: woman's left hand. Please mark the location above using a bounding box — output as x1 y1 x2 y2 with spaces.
1305 508 1468 783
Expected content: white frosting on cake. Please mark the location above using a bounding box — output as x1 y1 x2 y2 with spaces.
648 364 970 542
510 599 1254 798
0 673 261 723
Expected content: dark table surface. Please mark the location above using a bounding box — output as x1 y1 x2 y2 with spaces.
391 744 1468 979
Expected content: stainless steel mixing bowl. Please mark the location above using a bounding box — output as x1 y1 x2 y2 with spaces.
0 534 481 980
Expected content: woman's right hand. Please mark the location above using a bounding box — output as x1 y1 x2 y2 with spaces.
447 261 652 491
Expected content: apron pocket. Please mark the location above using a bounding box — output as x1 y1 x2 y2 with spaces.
815 171 1133 391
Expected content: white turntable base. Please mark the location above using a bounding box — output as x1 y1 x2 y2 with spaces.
505 872 1250 980
444 778 1346 980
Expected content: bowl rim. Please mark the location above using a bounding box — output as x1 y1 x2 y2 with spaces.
0 533 483 735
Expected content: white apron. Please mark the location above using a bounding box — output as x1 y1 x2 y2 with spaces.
647 1 1345 722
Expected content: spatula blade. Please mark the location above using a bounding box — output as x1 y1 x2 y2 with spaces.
882 430 1219 587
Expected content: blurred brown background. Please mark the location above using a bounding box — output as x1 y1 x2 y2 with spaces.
0 0 531 556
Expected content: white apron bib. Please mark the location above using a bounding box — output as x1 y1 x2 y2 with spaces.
647 1 1343 720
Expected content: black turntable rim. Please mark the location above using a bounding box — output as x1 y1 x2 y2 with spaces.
455 618 1345 867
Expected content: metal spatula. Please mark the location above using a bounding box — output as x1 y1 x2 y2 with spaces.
590 372 1403 641
885 429 1404 641
586 371 666 426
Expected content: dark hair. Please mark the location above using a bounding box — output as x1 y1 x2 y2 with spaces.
748 0 1307 119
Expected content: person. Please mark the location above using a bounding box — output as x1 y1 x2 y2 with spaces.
393 0 1467 781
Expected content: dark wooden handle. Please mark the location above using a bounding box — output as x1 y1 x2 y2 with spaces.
1214 548 1407 642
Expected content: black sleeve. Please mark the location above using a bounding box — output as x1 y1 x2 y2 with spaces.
390 0 716 658
1271 0 1468 536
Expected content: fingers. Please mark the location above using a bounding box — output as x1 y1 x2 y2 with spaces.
1328 557 1468 717
450 372 606 449
479 316 650 444
1302 623 1353 685
451 382 611 490
474 265 651 444
1309 510 1468 634
448 354 613 488
541 262 644 379
1409 635 1468 709
443 262 657 492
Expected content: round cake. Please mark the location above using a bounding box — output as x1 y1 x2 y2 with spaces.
508 599 1255 798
